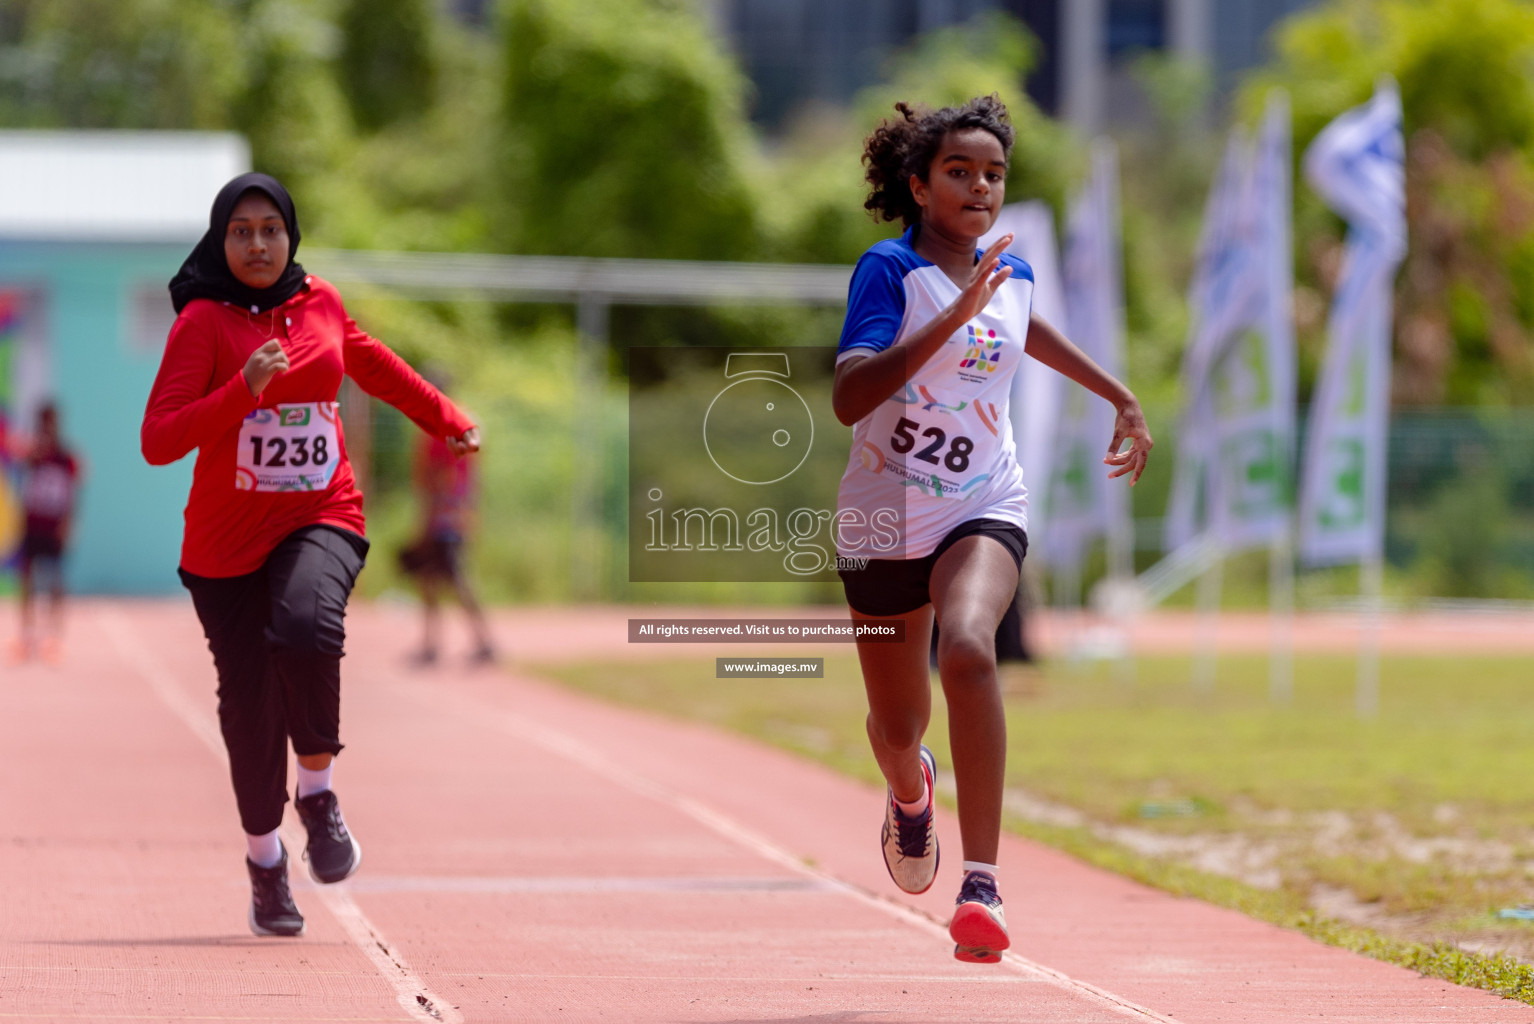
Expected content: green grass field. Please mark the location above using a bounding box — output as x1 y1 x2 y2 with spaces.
534 650 1534 997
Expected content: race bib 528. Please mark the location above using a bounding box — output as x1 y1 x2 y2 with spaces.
859 385 1004 500
235 402 341 492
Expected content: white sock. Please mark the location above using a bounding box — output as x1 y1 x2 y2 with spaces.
296 762 332 799
962 861 999 883
246 829 282 869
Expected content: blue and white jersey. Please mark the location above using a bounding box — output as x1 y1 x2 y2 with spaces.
835 226 1035 560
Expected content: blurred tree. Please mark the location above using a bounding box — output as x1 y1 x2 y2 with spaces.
0 0 245 129
0 0 358 228
1246 0 1534 161
761 12 1081 266
497 0 760 260
231 0 356 226
338 0 437 131
1414 466 1525 597
330 19 499 251
1244 0 1534 405
1118 53 1219 401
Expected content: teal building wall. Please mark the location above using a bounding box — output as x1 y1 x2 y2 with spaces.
0 241 192 594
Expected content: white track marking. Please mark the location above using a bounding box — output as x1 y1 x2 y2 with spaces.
99 610 462 1024
399 678 1180 1024
345 874 836 893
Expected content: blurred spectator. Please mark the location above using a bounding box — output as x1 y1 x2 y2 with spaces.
0 414 16 556
397 371 495 666
11 403 81 663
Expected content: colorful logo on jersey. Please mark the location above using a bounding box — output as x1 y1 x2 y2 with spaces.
975 401 1001 437
279 406 311 428
895 383 968 415
959 326 1002 372
855 440 885 473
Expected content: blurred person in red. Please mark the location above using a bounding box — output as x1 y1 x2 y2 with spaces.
10 402 81 663
398 367 495 666
0 412 14 550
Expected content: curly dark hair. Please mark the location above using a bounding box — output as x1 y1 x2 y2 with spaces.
862 96 1015 228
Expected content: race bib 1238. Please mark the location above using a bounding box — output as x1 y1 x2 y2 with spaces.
235 402 341 492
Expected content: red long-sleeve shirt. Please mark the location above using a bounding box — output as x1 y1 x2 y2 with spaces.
142 275 475 578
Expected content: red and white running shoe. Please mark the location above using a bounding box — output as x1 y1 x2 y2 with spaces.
950 871 1009 963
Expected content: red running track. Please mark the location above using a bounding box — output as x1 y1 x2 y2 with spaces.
1 599 1531 1023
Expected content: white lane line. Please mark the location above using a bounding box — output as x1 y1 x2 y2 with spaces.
345 875 837 894
424 971 1050 985
98 610 462 1024
398 677 1180 1024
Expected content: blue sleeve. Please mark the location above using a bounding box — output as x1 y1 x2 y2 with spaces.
837 250 907 358
998 253 1034 285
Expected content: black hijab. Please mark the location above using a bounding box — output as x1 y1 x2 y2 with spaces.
169 173 308 314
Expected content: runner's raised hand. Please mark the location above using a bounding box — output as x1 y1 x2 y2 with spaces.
242 340 290 397
950 234 1014 323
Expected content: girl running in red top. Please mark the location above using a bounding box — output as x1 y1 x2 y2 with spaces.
833 98 1152 963
142 173 480 937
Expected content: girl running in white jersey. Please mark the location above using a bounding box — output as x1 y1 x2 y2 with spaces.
833 96 1152 963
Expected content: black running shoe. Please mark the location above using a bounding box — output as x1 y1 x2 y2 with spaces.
294 788 362 884
247 845 304 937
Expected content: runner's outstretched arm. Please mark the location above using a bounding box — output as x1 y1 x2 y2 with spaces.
338 309 478 451
1023 311 1154 485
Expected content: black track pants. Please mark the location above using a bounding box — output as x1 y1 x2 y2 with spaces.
180 525 369 835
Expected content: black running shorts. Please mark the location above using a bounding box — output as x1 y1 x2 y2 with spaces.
837 518 1027 618
20 530 64 564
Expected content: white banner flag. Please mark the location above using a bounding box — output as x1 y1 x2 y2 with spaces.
1166 92 1296 554
1049 141 1131 571
980 201 1066 550
1298 82 1406 566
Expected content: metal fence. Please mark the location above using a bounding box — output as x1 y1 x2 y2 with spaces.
312 246 1534 602
364 393 1534 603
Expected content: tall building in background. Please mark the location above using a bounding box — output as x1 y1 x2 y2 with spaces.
713 0 1005 128
711 0 1318 131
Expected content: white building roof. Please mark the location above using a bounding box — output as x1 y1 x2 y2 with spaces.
0 131 250 242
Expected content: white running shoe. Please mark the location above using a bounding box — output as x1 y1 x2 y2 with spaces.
880 745 939 894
